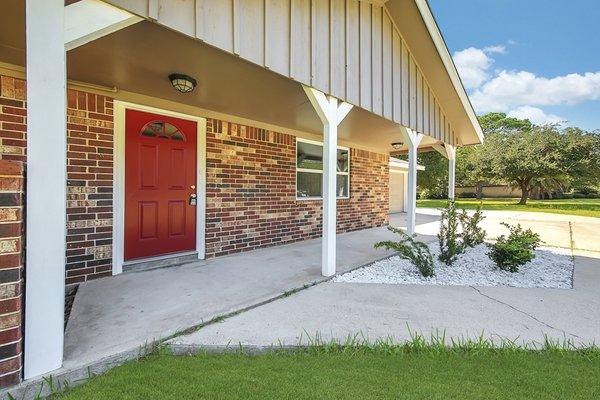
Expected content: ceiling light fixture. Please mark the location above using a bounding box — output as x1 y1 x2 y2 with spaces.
169 73 197 93
391 142 403 149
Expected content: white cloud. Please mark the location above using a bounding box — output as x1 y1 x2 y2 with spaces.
507 106 565 125
452 47 495 89
453 44 600 126
483 45 506 54
452 44 507 90
471 70 600 112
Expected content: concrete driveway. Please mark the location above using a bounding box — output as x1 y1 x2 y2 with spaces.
171 254 600 350
392 208 600 253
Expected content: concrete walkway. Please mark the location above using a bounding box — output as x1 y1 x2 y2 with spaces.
64 224 425 369
171 254 600 349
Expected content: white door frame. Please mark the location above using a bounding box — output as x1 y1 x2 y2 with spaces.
112 100 207 275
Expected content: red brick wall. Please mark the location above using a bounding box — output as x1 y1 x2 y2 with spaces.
1 73 389 271
0 160 24 387
0 77 26 163
65 90 114 285
205 119 389 257
0 75 115 286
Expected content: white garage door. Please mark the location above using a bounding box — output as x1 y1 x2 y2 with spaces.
389 172 405 213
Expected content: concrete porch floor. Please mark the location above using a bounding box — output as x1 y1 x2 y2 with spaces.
64 219 434 370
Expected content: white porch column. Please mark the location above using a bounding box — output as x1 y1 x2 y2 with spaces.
446 145 457 200
25 0 67 379
303 86 353 276
401 128 424 235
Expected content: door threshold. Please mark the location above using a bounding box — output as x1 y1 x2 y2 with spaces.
123 251 200 273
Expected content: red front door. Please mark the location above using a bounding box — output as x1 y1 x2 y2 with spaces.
124 109 197 261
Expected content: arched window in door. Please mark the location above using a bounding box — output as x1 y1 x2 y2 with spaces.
140 121 186 141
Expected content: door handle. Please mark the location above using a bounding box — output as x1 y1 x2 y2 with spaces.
189 193 197 206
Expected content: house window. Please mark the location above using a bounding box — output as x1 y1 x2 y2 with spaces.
296 138 350 199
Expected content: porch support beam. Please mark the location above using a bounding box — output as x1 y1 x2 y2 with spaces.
432 143 457 200
303 86 353 277
24 0 67 379
431 143 448 158
446 145 457 200
65 0 143 51
401 127 424 235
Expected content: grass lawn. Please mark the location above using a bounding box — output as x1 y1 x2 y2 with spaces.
58 351 600 399
417 197 600 218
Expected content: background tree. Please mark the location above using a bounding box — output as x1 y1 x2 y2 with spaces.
561 127 600 193
416 112 600 204
456 143 490 198
416 151 447 198
477 112 532 134
458 113 534 198
489 125 564 204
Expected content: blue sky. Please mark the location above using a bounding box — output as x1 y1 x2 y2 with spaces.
429 0 600 130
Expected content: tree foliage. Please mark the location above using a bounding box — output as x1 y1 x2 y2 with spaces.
416 151 448 199
419 112 600 204
488 124 565 204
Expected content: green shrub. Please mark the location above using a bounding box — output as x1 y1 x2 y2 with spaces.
487 223 541 272
438 201 464 265
375 227 435 277
555 192 574 199
457 192 478 199
459 204 486 248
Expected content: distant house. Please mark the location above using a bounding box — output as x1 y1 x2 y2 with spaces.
456 185 522 198
0 0 482 386
389 157 425 212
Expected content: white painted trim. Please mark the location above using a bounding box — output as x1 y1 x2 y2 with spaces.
302 86 332 124
112 101 206 275
336 102 353 125
431 143 449 159
295 137 350 200
24 0 66 380
64 0 142 51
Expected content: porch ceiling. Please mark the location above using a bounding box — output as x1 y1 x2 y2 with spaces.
0 1 441 154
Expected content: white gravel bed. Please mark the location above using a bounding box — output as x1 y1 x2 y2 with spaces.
333 244 573 288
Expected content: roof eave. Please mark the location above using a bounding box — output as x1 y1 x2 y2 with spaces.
413 0 484 145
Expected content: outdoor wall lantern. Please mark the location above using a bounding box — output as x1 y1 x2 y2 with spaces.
391 142 403 149
169 73 197 93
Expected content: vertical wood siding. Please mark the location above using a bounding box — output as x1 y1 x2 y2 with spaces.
107 0 457 145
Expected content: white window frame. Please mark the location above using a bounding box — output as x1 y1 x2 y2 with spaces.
295 138 350 200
